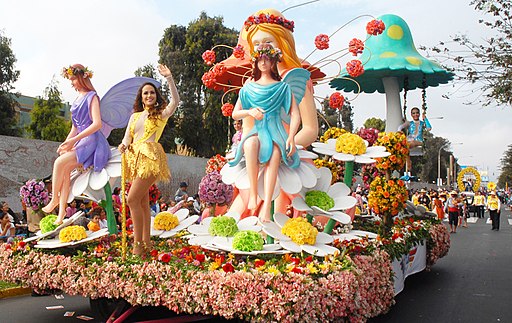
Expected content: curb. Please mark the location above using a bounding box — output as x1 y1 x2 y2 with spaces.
0 286 32 299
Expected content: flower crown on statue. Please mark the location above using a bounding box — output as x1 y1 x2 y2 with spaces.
244 13 295 32
251 45 283 62
61 65 93 79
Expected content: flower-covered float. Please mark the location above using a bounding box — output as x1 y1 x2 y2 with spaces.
0 9 451 323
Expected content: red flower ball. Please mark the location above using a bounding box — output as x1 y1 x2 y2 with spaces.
254 259 266 267
366 19 385 36
158 252 171 263
329 92 345 109
221 103 234 117
346 60 364 78
314 34 330 50
195 253 205 263
348 38 365 56
233 44 245 60
201 71 215 88
202 50 216 66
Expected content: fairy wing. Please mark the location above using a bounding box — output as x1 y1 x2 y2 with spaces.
281 68 311 124
282 68 311 105
100 77 161 138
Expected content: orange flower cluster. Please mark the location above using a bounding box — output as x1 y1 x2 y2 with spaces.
374 132 408 171
368 176 408 216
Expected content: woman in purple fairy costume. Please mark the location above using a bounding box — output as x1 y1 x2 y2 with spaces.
42 64 111 224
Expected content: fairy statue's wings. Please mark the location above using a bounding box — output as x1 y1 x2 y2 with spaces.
281 68 311 124
282 68 311 105
100 77 161 138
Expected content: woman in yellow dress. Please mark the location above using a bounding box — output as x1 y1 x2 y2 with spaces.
118 64 179 256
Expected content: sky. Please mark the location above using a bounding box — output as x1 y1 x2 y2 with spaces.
1 0 511 182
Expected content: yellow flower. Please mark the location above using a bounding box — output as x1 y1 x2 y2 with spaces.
208 262 220 271
335 133 366 155
59 225 87 243
265 265 281 275
154 212 179 231
320 127 347 143
281 217 318 245
306 262 319 274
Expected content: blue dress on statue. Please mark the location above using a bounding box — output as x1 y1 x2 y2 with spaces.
229 80 300 169
71 91 111 172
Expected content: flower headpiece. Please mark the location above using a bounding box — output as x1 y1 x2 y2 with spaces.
244 13 294 32
61 65 93 79
251 45 283 62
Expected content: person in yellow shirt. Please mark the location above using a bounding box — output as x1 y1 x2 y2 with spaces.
473 191 486 219
486 191 501 231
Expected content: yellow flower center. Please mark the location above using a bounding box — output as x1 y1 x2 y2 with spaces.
154 212 179 231
335 133 366 155
59 225 87 243
281 217 318 245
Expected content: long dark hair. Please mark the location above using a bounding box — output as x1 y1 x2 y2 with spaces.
251 57 281 82
133 82 167 119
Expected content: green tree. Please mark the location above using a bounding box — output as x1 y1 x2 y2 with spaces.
158 12 238 157
318 96 338 136
422 0 512 106
498 144 512 188
341 101 354 132
28 81 70 141
0 32 21 136
409 132 450 183
363 117 385 132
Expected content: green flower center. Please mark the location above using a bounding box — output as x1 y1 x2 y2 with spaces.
208 216 239 237
305 190 335 211
232 231 264 251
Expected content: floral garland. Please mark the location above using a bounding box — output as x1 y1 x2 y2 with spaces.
456 167 481 193
244 13 295 32
19 179 50 211
61 65 93 79
426 223 450 268
374 132 408 172
368 176 408 217
205 154 227 174
198 170 233 205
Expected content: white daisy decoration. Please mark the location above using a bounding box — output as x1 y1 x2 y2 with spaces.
151 209 200 239
292 167 356 225
221 147 320 200
68 147 122 202
404 201 437 218
34 228 109 249
312 138 390 164
205 234 284 255
331 229 379 242
186 211 261 246
262 213 339 257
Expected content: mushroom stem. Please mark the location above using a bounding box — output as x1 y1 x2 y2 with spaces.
382 77 404 132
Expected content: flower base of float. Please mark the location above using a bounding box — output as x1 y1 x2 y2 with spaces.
0 221 450 323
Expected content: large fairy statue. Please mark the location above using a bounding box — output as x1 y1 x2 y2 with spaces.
224 8 321 216
229 44 300 222
42 64 110 224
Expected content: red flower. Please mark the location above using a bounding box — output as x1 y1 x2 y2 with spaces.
314 34 330 50
18 241 26 248
195 253 205 263
329 92 345 109
202 50 216 66
304 256 313 263
291 267 302 274
221 103 234 117
150 249 158 258
212 64 227 77
348 38 365 56
290 257 300 265
222 262 235 273
346 60 364 78
254 259 266 267
366 19 385 36
201 71 215 88
233 44 245 60
158 252 171 263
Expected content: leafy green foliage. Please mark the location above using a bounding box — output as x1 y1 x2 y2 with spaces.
0 32 21 136
28 81 70 142
158 12 238 156
363 117 385 132
498 144 512 188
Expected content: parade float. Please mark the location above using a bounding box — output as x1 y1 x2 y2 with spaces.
0 9 451 323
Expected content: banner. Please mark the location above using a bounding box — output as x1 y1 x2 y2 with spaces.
392 240 427 295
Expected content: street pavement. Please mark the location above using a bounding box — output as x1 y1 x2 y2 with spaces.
1 207 511 322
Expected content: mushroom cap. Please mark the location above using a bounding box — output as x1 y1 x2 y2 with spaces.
330 14 453 94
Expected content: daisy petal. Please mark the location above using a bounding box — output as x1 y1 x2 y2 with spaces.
238 215 258 227
328 211 352 224
328 182 351 198
105 162 122 178
72 171 91 197
291 197 311 211
332 196 357 210
316 232 334 244
315 167 332 192
312 146 335 156
296 162 318 188
298 149 318 159
350 230 378 239
311 206 330 216
304 243 339 257
333 153 355 162
187 224 210 235
175 208 190 222
257 169 280 200
263 222 291 241
273 213 290 228
89 169 109 190
173 215 199 232
280 240 302 253
278 165 302 195
188 235 214 246
354 156 376 164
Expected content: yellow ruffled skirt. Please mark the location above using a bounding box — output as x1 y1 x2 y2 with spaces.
125 141 170 183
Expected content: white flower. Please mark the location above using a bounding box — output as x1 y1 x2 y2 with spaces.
205 236 283 255
220 148 320 199
331 229 378 242
186 211 261 246
291 167 356 224
34 228 109 249
312 138 390 164
262 213 339 257
150 209 199 239
69 148 122 202
24 211 85 243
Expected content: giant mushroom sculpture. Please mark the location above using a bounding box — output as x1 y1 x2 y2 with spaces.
330 14 453 132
